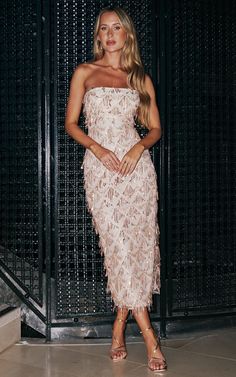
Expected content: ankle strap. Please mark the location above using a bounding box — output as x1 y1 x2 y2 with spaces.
140 326 152 334
116 317 128 323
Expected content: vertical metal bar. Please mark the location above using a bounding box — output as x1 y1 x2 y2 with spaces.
158 0 169 338
37 0 43 305
151 0 158 86
151 0 159 318
152 0 165 325
53 0 58 319
43 0 52 341
164 0 174 327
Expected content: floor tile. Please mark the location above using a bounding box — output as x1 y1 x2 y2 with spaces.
0 359 76 377
180 331 236 360
0 327 236 377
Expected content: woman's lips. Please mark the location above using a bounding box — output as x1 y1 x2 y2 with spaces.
106 40 116 46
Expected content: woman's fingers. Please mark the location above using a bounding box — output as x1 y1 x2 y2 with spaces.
109 153 120 170
104 160 117 171
117 144 144 176
110 152 121 166
100 149 138 175
118 159 134 176
121 162 130 176
101 151 120 171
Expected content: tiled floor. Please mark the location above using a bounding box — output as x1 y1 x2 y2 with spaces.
0 326 236 377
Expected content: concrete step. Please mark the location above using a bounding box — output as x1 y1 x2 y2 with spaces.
0 305 21 353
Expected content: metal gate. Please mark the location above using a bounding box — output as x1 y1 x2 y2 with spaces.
164 0 236 320
0 0 235 340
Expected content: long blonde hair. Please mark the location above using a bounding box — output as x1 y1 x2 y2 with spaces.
93 7 151 130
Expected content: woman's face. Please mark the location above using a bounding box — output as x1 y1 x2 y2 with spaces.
97 11 127 52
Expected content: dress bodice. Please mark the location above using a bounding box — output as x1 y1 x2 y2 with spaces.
82 87 141 153
83 87 140 127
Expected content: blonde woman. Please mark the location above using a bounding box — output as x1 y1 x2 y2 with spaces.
65 6 167 373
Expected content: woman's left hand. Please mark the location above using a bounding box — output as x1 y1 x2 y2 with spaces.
118 143 145 177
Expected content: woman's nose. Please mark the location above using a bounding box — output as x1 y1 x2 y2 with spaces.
107 28 113 37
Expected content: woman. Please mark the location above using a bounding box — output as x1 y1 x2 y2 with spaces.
65 6 167 373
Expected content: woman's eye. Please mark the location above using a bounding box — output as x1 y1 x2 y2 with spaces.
100 25 121 32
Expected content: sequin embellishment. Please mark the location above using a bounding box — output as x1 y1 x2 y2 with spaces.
81 87 161 313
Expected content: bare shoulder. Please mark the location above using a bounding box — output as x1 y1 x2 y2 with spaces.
75 61 100 72
72 62 92 81
72 61 100 86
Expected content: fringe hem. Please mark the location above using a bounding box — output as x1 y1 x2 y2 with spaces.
112 297 155 315
112 303 152 316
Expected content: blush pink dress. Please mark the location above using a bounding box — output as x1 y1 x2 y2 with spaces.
81 87 161 312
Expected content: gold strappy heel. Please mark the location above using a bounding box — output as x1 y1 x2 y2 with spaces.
140 326 167 372
110 317 128 361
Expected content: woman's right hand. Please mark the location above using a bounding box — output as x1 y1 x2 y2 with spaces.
90 144 121 172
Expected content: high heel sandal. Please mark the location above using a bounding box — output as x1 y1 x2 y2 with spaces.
140 326 167 372
110 317 128 361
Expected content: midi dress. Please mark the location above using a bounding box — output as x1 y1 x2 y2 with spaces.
81 86 161 312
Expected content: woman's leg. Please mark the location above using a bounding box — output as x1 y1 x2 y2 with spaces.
132 307 167 371
110 307 129 360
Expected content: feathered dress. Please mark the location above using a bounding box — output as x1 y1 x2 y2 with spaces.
81 87 161 312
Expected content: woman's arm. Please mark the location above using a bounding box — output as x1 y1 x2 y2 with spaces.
65 65 120 172
65 65 100 151
118 74 162 176
136 74 162 151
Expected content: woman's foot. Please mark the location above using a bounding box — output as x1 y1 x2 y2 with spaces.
110 316 128 361
141 326 167 372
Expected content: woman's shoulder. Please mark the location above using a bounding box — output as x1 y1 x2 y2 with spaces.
72 61 103 85
71 61 97 84
74 60 99 73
